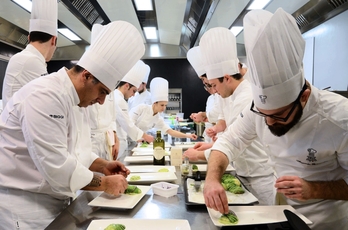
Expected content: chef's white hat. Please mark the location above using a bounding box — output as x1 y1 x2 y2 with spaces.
29 0 58 36
90 24 104 44
122 60 147 88
199 27 239 80
187 46 205 77
244 8 305 110
150 77 168 103
78 21 145 91
142 64 150 84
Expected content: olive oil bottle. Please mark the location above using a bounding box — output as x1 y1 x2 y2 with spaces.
153 130 165 165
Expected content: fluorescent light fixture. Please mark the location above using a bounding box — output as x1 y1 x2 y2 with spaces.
247 0 271 10
230 26 244 36
143 27 157 40
58 28 81 41
150 44 160 57
12 0 32 12
134 0 153 11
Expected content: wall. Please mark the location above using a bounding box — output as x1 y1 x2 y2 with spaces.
302 10 348 91
144 59 208 118
47 58 209 118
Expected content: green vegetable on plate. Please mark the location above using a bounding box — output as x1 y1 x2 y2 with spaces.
219 212 238 225
104 223 126 230
129 175 141 181
158 168 169 172
124 185 141 195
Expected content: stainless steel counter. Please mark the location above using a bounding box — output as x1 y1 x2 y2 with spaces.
45 160 288 230
45 167 219 230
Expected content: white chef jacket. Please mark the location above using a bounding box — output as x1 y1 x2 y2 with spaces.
114 89 144 161
206 93 220 124
128 90 152 110
2 44 48 108
213 85 348 229
216 80 273 178
0 67 97 199
88 91 117 160
204 93 218 142
129 104 171 134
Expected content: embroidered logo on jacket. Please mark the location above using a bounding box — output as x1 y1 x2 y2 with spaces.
49 114 64 119
306 148 317 162
297 148 320 165
259 95 267 104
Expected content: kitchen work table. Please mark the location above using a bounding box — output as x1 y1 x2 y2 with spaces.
45 170 299 230
45 167 220 230
45 146 307 230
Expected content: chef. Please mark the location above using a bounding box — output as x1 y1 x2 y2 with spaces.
2 0 58 108
114 60 155 162
128 64 152 110
203 9 348 230
0 21 144 229
187 46 219 143
129 77 198 140
185 27 275 205
88 24 119 161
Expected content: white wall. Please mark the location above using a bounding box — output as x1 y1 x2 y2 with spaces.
302 10 348 90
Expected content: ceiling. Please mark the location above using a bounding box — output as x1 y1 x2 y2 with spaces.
0 0 347 61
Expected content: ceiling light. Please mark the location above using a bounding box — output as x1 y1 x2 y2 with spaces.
143 27 157 40
134 0 153 11
12 0 32 12
230 27 244 36
247 0 272 10
58 28 81 41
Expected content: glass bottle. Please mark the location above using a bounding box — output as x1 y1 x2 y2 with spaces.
153 130 165 165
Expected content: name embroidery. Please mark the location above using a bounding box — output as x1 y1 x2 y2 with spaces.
49 114 64 119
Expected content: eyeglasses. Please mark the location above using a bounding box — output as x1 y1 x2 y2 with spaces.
203 82 212 89
250 83 307 122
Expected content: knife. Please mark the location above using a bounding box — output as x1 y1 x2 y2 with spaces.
194 170 201 192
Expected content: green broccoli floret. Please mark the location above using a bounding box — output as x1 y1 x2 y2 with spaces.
228 186 245 194
221 174 244 194
221 174 232 181
124 185 141 195
104 223 126 230
218 213 238 224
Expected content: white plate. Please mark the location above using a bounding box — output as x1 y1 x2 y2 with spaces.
127 165 176 173
186 178 258 204
194 164 235 173
132 150 170 156
207 205 312 226
124 156 170 164
88 185 151 209
127 172 177 184
136 142 171 148
132 147 170 153
174 142 195 145
87 219 191 230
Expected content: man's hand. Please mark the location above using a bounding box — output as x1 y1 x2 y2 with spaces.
183 148 206 161
143 134 154 143
186 133 198 140
275 176 311 200
203 179 229 214
102 161 130 178
190 112 207 123
205 126 217 138
103 175 128 196
193 142 213 151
